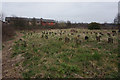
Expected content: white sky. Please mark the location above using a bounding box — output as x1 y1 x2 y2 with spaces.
2 1 119 23
1 0 120 2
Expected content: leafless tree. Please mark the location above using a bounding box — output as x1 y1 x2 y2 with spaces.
114 14 120 24
114 1 120 24
118 1 120 31
114 1 120 31
0 13 4 21
66 20 71 26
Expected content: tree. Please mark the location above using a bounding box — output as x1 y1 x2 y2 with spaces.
32 17 36 26
58 21 67 28
115 1 120 32
114 14 120 24
114 14 120 32
66 20 71 27
0 13 5 21
88 22 100 30
12 17 28 29
118 1 120 24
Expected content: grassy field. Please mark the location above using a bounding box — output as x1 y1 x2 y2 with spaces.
11 28 118 78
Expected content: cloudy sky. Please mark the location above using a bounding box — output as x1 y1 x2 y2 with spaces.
2 2 118 23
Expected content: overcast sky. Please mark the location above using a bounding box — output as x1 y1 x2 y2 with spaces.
2 2 118 23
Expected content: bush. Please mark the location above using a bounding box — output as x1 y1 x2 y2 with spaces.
88 22 100 30
58 22 67 28
66 21 71 27
2 23 15 42
11 17 29 29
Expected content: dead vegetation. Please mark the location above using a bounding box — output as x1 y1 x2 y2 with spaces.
2 24 15 42
2 28 118 78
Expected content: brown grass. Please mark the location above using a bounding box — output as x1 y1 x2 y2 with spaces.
2 23 15 42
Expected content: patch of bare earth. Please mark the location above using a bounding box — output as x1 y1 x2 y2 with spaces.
2 32 24 78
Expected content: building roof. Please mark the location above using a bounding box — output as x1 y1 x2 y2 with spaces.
5 17 28 21
41 18 56 23
5 17 56 23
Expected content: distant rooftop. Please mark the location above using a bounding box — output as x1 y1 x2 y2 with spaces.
41 18 56 22
5 17 56 22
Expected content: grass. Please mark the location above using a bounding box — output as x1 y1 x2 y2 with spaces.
92 51 102 61
11 29 118 78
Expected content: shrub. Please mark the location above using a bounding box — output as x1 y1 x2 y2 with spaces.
88 22 100 30
58 22 67 28
12 17 28 28
66 21 71 27
31 18 36 26
2 23 15 42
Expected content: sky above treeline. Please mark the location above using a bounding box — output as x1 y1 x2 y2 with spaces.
2 2 119 23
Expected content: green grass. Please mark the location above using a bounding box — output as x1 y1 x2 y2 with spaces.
92 51 102 61
11 29 118 78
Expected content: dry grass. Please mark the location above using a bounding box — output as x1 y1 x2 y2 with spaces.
10 28 118 78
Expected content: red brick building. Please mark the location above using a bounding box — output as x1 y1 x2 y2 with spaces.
5 17 56 26
40 18 56 26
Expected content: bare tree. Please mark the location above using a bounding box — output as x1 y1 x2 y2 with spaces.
32 17 36 26
115 1 120 24
66 20 71 27
118 1 120 32
114 14 120 24
0 13 4 21
114 1 120 32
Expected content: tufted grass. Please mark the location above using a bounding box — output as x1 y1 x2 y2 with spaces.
12 29 118 78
